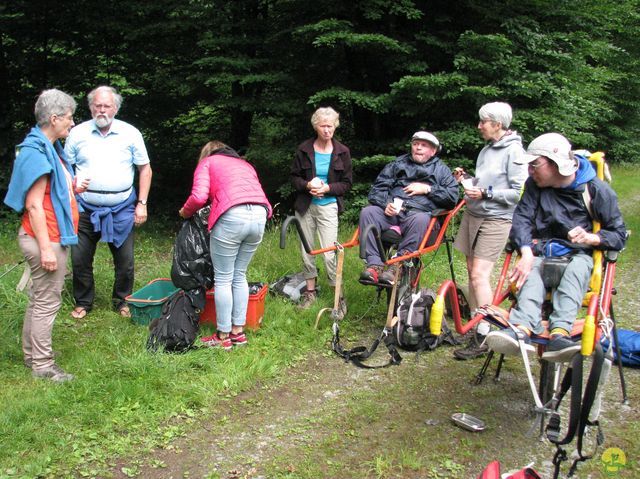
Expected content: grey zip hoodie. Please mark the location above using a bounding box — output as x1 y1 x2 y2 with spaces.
465 131 527 219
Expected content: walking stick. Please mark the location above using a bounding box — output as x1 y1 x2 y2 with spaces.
315 243 345 329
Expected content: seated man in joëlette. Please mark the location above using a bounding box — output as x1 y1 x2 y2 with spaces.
359 131 459 284
485 133 626 362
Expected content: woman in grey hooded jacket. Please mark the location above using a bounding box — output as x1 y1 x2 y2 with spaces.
452 102 527 360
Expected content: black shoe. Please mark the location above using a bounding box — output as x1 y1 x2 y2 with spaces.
453 333 488 360
486 328 535 356
542 335 581 362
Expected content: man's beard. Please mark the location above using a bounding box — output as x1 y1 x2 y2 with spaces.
95 114 114 129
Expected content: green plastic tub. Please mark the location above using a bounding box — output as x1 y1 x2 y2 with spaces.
125 278 180 325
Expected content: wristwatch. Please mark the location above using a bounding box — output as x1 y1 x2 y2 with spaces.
137 199 148 205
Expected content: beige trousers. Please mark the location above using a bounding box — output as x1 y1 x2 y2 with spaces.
18 229 68 371
295 202 339 286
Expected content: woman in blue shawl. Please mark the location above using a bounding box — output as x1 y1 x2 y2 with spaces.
4 89 88 382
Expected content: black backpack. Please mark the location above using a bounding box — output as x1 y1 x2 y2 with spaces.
147 290 200 352
393 288 456 351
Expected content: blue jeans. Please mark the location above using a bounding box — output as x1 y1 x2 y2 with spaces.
210 204 267 333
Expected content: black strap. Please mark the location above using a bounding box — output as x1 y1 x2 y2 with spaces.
568 343 605 476
549 343 606 478
548 353 583 479
332 323 403 369
86 187 132 194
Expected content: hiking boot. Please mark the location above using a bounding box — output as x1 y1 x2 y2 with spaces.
229 331 248 347
298 290 317 309
453 333 489 360
542 335 581 363
32 364 74 383
360 265 395 285
200 333 232 351
486 328 535 356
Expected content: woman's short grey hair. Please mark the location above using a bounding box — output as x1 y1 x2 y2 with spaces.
311 107 340 129
34 89 77 127
88 85 123 110
479 102 512 129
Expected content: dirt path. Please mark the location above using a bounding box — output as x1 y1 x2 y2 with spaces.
112 333 638 479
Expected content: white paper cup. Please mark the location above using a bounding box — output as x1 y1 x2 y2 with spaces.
310 177 323 188
393 197 404 212
461 178 474 189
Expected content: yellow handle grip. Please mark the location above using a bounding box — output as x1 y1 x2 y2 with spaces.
581 314 596 356
430 295 445 336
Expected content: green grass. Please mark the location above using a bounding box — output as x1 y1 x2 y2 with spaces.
0 165 638 477
0 220 332 478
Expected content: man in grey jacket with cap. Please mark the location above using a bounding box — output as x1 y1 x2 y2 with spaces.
486 133 626 362
359 131 458 284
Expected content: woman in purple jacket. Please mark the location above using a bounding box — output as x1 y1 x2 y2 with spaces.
290 107 353 314
180 141 272 350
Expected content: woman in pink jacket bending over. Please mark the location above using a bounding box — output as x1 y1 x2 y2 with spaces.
179 141 272 350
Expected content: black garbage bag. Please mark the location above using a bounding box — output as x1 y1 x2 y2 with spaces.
171 206 214 292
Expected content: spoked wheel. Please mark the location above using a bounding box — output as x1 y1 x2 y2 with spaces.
444 283 472 327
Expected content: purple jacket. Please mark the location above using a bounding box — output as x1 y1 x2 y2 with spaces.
181 154 272 230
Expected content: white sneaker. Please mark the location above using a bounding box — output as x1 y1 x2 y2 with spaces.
486 329 535 356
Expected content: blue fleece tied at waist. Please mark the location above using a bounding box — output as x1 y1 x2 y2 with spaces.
3 126 78 246
79 192 136 248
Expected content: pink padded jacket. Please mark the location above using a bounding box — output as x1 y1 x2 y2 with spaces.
181 154 272 230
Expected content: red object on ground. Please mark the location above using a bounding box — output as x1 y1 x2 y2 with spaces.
200 283 268 331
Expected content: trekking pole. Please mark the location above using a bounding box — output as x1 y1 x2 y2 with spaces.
0 259 26 280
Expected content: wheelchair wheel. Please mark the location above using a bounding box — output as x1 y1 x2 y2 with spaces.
445 283 472 324
539 359 555 407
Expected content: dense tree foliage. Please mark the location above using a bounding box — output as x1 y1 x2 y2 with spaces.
1 0 638 220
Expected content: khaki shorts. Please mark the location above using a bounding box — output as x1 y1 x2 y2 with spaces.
453 212 511 262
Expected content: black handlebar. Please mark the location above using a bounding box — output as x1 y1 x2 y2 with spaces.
280 215 313 253
359 223 387 262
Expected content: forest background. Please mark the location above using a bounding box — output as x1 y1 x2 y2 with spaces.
1 0 639 222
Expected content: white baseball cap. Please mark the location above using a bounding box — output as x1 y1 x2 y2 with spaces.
411 131 440 148
521 132 578 176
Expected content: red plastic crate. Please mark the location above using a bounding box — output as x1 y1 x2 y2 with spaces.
200 283 268 331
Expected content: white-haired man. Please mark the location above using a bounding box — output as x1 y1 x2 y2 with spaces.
359 131 458 284
65 86 152 319
486 133 626 361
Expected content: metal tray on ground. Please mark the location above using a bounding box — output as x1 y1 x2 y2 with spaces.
451 413 486 432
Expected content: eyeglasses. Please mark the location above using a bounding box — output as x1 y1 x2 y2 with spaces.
54 113 74 121
528 159 548 169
